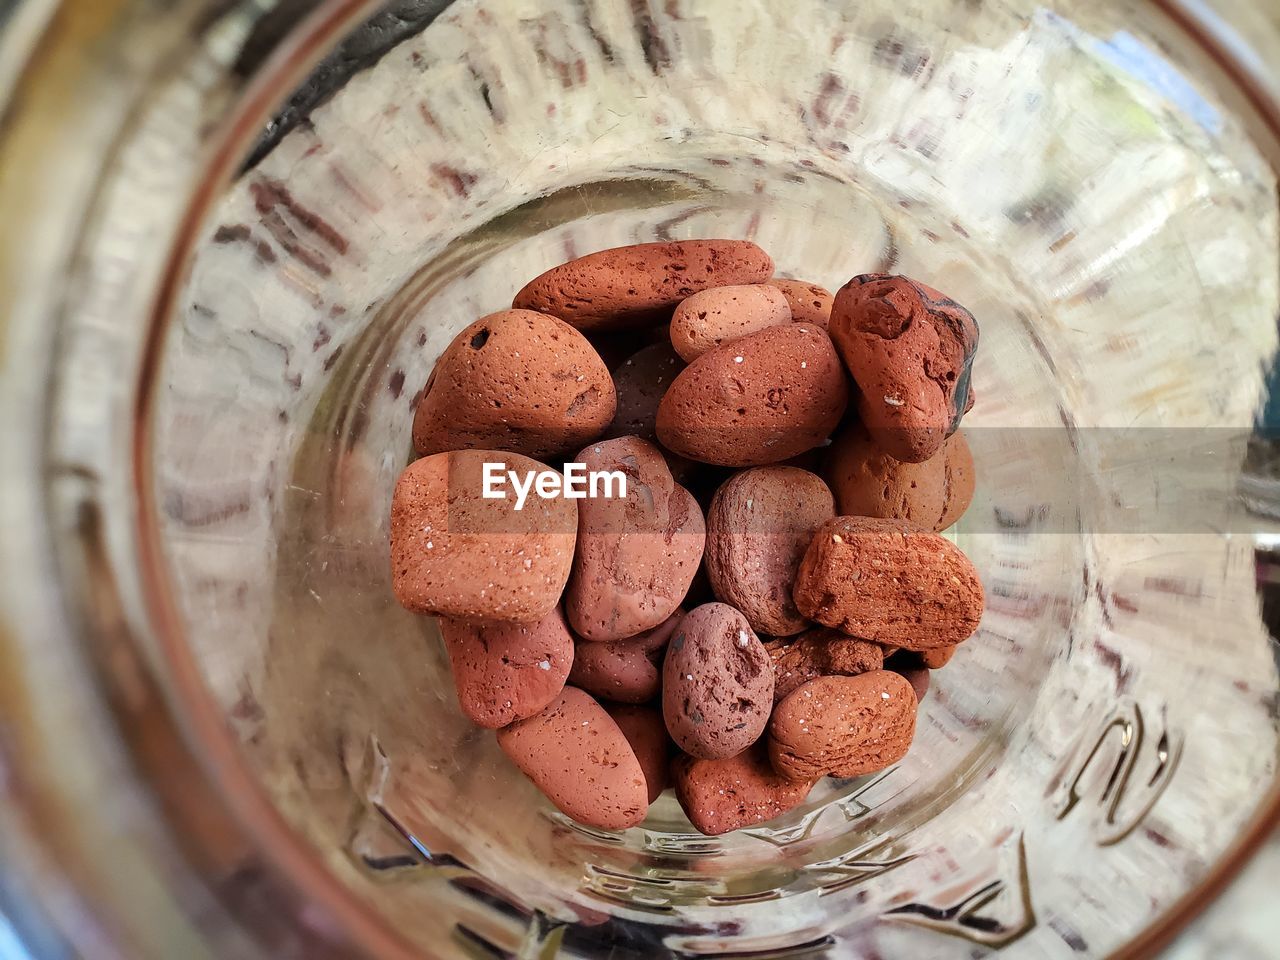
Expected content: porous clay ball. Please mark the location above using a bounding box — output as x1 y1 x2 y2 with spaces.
390 450 575 623
765 628 885 702
413 309 615 460
514 240 774 331
768 672 917 780
768 278 833 325
670 284 792 361
656 324 849 467
606 704 672 804
825 424 974 532
662 603 774 760
704 466 835 636
828 274 978 463
439 610 573 728
565 437 705 642
497 687 649 830
672 745 815 835
568 610 683 704
793 516 984 649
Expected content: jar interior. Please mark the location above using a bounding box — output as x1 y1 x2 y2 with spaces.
146 0 1280 955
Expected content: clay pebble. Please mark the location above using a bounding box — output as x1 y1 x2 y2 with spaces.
413 309 615 460
390 450 576 623
514 240 774 331
829 274 978 463
497 687 649 830
793 516 984 649
768 672 917 781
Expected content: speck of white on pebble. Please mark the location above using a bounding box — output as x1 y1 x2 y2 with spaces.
686 674 694 681
746 499 754 509
576 375 585 381
881 692 891 699
801 361 808 369
734 356 744 363
737 630 749 646
884 395 905 406
426 541 434 549
538 660 551 671
582 721 589 726
524 559 532 569
832 533 844 543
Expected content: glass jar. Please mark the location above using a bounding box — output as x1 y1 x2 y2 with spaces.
2 1 1279 957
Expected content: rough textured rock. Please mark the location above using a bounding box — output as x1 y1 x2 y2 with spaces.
768 672 917 781
656 324 849 467
670 284 792 360
568 610 682 703
439 610 573 728
662 603 774 759
793 516 984 649
672 745 815 836
497 687 649 830
825 424 974 532
768 278 833 326
829 274 978 463
765 628 886 702
412 309 615 459
565 437 705 642
390 450 576 623
513 240 774 331
607 704 672 803
704 466 835 635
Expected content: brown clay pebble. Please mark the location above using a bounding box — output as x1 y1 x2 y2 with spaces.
497 687 649 830
513 240 774 331
793 517 984 649
670 284 792 361
826 423 973 532
768 278 833 326
768 672 917 781
765 628 885 702
662 603 774 759
919 646 956 669
606 704 672 803
672 745 815 835
565 437 705 642
439 610 574 728
568 610 683 704
937 431 976 531
605 343 686 440
390 451 575 623
656 324 849 467
829 274 978 463
704 467 835 636
412 309 616 459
